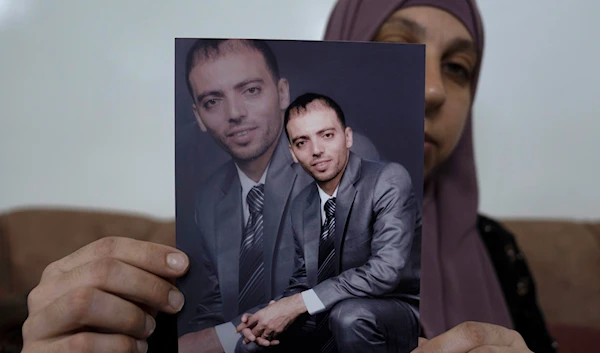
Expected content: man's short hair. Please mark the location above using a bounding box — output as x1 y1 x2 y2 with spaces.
284 92 347 141
184 39 280 101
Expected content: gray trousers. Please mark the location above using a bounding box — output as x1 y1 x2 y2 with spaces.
234 298 419 353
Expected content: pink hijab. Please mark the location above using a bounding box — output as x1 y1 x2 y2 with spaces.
323 0 514 338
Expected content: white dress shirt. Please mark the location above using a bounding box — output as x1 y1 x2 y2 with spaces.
236 162 269 225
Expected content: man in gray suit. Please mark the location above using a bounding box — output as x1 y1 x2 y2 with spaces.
177 40 380 353
235 93 421 353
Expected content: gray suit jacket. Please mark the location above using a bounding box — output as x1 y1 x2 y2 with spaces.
283 152 421 313
178 132 382 333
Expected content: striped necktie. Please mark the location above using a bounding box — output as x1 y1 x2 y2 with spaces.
315 197 337 353
318 197 337 283
238 184 265 314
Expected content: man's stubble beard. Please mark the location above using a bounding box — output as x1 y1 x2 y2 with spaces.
308 161 340 184
311 151 349 185
224 124 281 162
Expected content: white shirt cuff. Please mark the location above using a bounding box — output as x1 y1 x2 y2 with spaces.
301 289 326 315
214 322 240 353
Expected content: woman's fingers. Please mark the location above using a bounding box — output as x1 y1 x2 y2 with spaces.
29 257 184 315
23 332 149 353
23 287 155 342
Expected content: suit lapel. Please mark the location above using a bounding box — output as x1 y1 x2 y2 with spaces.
263 134 297 297
303 185 321 287
334 152 361 273
214 163 243 320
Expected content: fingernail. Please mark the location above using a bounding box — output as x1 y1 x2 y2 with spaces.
166 253 187 271
137 340 148 353
145 314 156 336
169 290 185 311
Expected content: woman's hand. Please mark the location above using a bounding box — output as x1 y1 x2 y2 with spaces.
21 236 189 353
412 322 533 353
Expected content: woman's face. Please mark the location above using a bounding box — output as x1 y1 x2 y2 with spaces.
374 6 478 179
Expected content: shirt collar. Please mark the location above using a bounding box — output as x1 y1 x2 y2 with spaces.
235 162 269 192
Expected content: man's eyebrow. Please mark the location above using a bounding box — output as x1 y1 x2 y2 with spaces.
291 127 335 144
195 78 265 103
316 127 335 135
234 78 264 90
196 90 223 103
291 135 307 144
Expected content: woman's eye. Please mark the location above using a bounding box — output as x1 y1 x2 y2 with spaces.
444 63 471 83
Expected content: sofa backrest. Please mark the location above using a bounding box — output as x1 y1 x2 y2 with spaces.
503 219 600 331
0 208 175 295
1 208 599 332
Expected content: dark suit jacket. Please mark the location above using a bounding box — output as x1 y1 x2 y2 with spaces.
283 152 421 313
177 132 382 334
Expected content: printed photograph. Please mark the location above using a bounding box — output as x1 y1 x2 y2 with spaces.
174 38 425 353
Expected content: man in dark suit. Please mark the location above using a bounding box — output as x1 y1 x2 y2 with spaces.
176 40 380 353
235 93 421 353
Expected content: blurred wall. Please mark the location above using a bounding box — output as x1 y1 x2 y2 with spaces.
0 0 598 220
